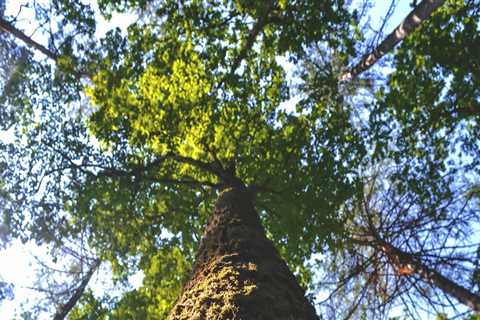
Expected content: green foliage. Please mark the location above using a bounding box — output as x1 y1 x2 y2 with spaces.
1 0 479 318
68 291 111 320
69 244 190 320
0 280 14 304
371 0 480 176
81 0 363 275
0 36 32 130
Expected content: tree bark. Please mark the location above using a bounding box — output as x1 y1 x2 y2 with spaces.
168 187 319 320
340 0 446 81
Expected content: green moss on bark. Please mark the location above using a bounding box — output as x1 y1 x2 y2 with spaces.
168 188 319 320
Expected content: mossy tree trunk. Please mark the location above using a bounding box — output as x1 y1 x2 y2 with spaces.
168 187 319 320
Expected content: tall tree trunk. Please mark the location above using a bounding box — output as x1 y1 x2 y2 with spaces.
378 239 480 312
168 187 319 320
340 0 445 81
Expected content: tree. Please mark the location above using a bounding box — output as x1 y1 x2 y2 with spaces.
0 0 478 319
1 0 359 318
318 164 480 318
369 0 480 172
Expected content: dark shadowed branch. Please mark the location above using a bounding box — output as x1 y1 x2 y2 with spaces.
53 258 101 320
0 16 57 60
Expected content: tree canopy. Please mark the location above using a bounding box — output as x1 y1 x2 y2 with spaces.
0 0 479 319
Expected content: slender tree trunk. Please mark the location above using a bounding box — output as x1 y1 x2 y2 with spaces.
340 0 445 81
378 239 480 312
0 17 57 60
168 187 319 320
54 259 101 320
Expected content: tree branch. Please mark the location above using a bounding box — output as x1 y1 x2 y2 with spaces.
53 259 101 320
221 1 275 85
0 16 88 78
0 16 57 60
375 237 480 312
340 0 446 81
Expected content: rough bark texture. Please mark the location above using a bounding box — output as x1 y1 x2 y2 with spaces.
168 187 319 320
341 0 446 81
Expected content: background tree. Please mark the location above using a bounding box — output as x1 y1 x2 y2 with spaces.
329 2 480 317
341 0 446 81
317 163 480 319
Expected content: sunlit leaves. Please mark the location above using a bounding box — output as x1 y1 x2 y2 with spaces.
372 0 480 175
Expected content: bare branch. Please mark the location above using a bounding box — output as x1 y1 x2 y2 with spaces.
376 237 480 312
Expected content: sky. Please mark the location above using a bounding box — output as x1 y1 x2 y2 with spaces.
0 1 433 319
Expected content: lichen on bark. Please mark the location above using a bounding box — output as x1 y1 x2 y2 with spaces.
168 187 319 320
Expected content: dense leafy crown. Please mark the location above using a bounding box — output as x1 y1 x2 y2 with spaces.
0 0 479 318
